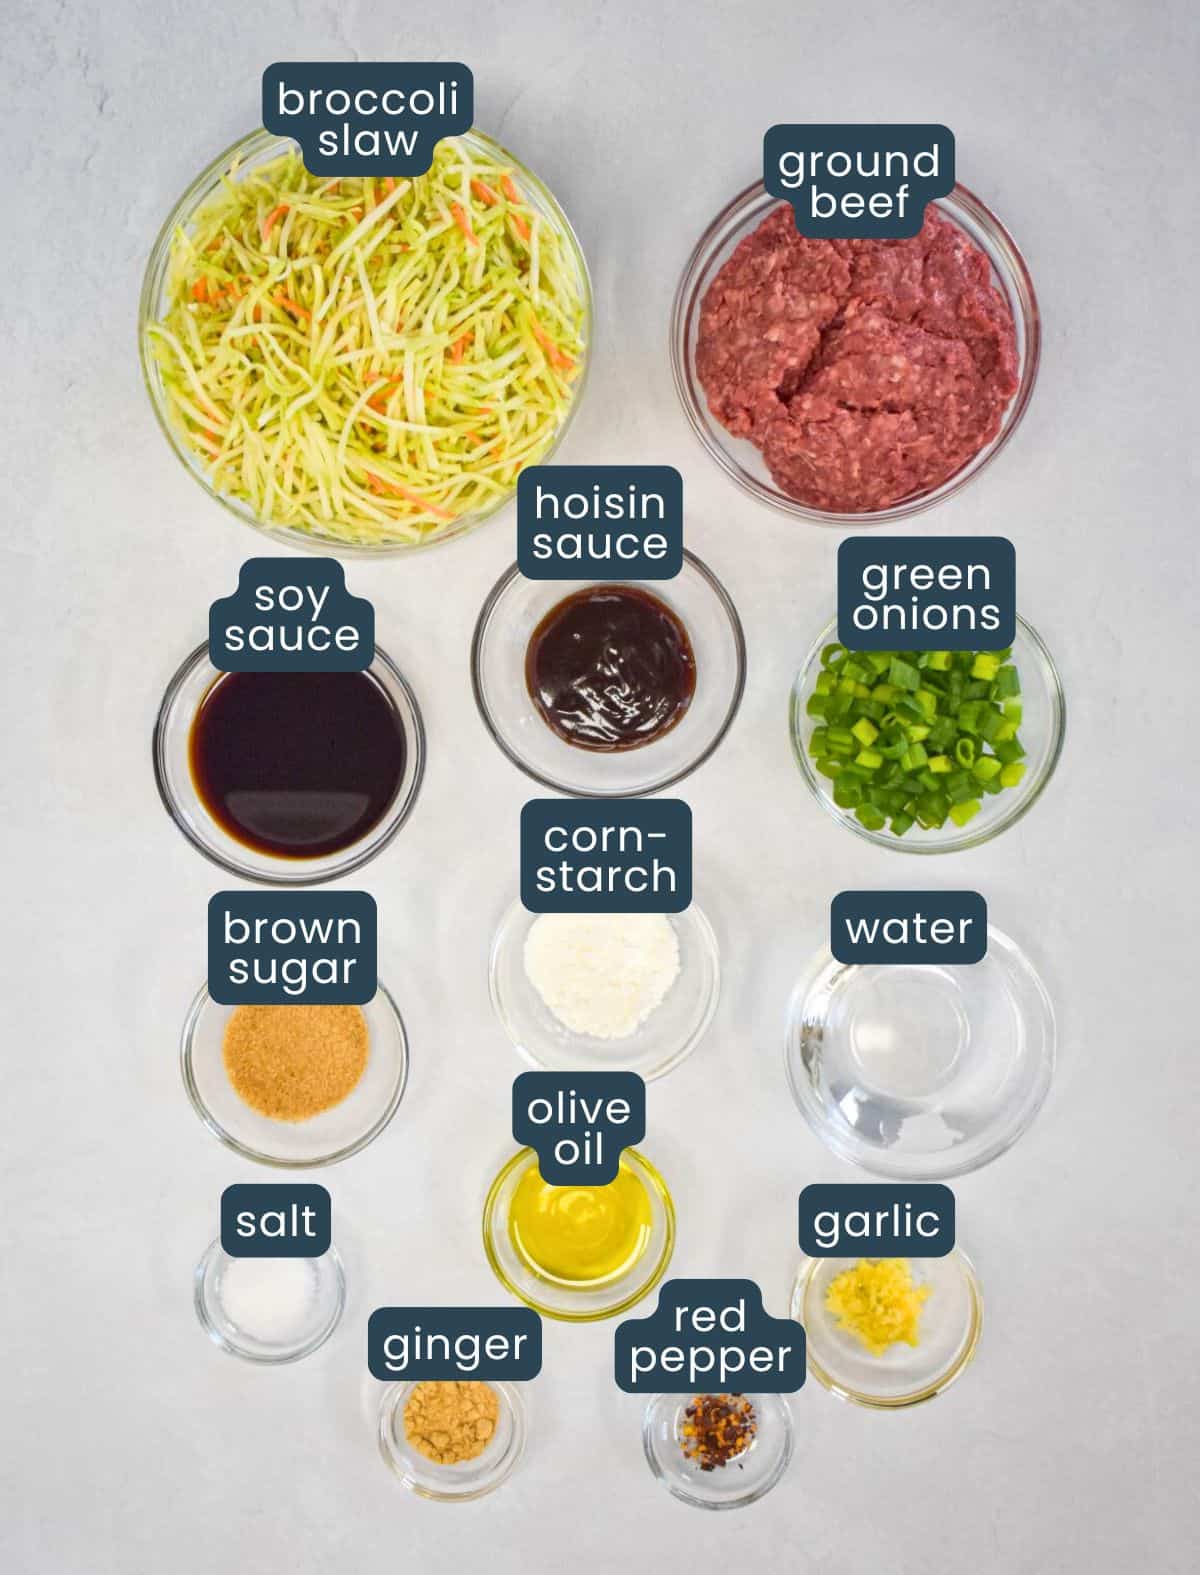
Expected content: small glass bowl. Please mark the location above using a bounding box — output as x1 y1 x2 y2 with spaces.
784 926 1054 1179
489 899 720 1080
139 128 591 555
194 1238 346 1363
470 553 746 797
642 1392 794 1510
181 983 409 1167
791 1249 983 1407
672 180 1039 525
153 642 425 884
482 1147 675 1321
790 615 1065 853
377 1381 526 1501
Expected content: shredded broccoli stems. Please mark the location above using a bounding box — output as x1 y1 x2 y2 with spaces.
146 138 586 545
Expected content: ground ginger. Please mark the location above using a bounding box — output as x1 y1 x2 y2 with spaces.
403 1381 499 1465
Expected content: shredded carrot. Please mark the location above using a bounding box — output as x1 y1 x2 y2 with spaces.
191 278 209 303
530 316 574 371
450 201 480 247
364 471 455 520
471 178 499 206
366 377 402 412
261 203 288 242
449 332 470 363
271 292 311 321
383 176 397 195
499 175 531 240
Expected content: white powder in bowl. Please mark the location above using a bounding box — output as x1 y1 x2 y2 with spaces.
218 1256 317 1345
522 913 681 1040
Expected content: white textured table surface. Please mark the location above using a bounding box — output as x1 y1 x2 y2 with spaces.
2 2 1196 1571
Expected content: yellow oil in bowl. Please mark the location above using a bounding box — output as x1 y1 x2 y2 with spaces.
508 1159 652 1286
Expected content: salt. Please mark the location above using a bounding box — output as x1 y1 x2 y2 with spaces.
218 1256 317 1344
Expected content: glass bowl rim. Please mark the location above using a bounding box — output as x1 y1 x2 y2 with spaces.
138 125 594 557
782 922 1056 1179
789 613 1066 853
180 980 410 1167
641 1390 795 1510
376 1378 527 1500
193 1237 347 1363
481 1145 676 1322
152 639 427 884
487 897 721 1081
469 550 748 799
670 178 1041 527
789 1246 984 1407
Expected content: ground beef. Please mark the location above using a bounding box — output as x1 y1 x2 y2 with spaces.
695 205 1019 513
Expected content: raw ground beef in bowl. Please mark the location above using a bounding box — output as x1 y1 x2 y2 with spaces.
673 183 1039 523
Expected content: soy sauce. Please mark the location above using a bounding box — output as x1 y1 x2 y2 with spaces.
525 585 696 752
189 669 406 859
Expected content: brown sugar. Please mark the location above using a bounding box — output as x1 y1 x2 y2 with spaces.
222 1004 369 1121
403 1382 499 1465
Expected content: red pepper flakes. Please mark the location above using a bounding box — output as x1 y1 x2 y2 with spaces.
679 1393 757 1471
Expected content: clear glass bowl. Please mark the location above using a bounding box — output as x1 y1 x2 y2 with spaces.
642 1392 794 1510
482 1147 675 1321
181 983 409 1167
790 1249 983 1407
671 181 1040 525
377 1381 526 1501
139 128 592 555
790 614 1065 853
153 641 425 883
488 898 720 1080
194 1238 346 1363
471 553 746 797
784 926 1054 1179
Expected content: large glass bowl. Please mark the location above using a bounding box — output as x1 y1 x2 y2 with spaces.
671 181 1040 525
790 614 1065 853
471 552 746 797
139 128 592 555
784 926 1055 1179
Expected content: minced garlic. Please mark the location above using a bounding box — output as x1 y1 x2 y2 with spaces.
825 1258 931 1356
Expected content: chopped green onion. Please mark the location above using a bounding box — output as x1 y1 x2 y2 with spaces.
949 799 982 827
805 642 1032 840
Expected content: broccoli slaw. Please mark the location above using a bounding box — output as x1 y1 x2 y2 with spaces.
143 130 589 548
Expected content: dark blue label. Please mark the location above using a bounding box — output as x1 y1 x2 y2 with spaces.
838 537 1015 651
614 1279 805 1394
516 466 683 580
210 559 373 673
520 800 691 914
764 124 954 238
799 1184 955 1257
221 1184 331 1257
262 63 472 177
831 892 987 964
512 1072 645 1184
208 892 377 1004
368 1307 542 1381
